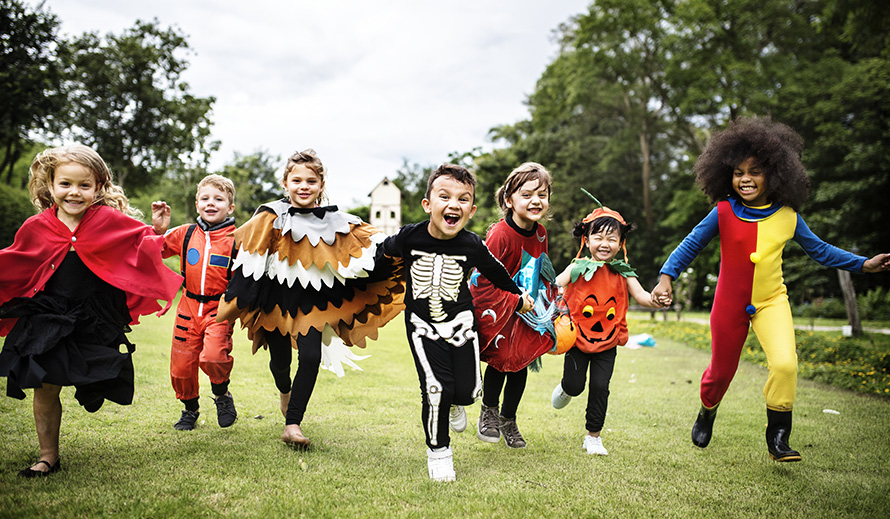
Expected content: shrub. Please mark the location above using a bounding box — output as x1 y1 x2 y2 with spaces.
859 287 890 321
0 183 36 248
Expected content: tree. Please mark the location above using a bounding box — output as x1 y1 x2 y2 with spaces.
217 150 281 225
0 0 65 184
61 19 215 193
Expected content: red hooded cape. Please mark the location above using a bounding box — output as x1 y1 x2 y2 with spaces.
0 205 183 336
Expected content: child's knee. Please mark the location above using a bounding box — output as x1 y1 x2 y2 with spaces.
562 378 586 397
768 357 798 381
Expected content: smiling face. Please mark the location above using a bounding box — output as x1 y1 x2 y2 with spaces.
52 162 97 229
586 226 622 262
506 179 549 230
422 174 477 240
283 163 324 209
196 184 235 225
732 156 769 206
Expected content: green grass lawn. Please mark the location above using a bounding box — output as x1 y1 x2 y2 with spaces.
1 308 889 518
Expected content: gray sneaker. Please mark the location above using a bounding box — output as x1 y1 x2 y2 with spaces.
499 416 527 449
174 410 199 431
476 405 501 443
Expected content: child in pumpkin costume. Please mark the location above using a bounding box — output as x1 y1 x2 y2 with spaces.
551 197 664 455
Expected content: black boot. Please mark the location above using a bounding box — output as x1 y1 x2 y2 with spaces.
766 409 801 462
691 403 719 448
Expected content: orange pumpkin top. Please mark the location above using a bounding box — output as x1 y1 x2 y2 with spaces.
563 260 633 353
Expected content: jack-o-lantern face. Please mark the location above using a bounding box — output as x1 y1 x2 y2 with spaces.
576 294 620 344
563 262 630 352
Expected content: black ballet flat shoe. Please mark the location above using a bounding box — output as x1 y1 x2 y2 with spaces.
18 459 61 478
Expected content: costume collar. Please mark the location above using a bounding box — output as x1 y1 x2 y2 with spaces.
504 213 538 237
287 204 338 218
196 216 235 232
727 196 783 222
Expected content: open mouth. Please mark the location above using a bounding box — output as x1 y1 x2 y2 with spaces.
444 213 459 226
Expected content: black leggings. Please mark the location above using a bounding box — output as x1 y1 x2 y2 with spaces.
481 365 528 419
265 328 322 426
561 346 616 433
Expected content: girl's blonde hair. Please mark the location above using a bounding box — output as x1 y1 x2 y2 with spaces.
28 144 140 218
495 162 552 215
283 148 327 205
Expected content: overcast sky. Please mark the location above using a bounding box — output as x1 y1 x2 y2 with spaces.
34 0 590 207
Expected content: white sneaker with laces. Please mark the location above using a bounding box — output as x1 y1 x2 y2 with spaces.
427 447 456 482
449 405 467 433
551 383 572 409
583 435 608 456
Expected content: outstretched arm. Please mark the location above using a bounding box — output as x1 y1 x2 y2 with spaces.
151 201 171 235
862 253 890 273
651 274 674 307
627 277 663 309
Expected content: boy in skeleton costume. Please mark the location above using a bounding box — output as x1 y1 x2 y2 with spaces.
381 164 532 482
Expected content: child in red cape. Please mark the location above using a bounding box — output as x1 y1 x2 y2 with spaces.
0 144 182 477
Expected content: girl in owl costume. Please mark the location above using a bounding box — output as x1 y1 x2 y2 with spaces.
218 149 405 447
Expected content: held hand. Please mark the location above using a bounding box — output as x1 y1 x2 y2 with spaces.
151 201 171 235
652 275 673 307
652 291 672 308
518 293 534 314
862 253 890 273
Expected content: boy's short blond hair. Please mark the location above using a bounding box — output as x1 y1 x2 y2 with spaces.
197 174 236 205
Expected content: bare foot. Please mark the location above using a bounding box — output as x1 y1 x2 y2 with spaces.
281 423 310 447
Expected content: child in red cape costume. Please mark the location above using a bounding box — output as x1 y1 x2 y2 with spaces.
0 144 181 478
0 204 181 338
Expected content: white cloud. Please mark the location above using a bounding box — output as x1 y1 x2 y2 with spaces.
34 0 589 206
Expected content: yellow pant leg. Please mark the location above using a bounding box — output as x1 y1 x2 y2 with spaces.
750 295 797 411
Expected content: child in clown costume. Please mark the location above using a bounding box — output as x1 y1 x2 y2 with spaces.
217 149 405 448
551 195 665 456
470 162 558 449
652 116 890 461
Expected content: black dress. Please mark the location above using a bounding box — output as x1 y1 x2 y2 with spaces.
0 250 134 409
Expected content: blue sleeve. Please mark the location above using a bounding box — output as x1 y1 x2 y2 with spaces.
793 215 865 272
659 207 719 279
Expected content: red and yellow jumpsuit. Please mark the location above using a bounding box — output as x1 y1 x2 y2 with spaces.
162 219 236 401
660 198 865 411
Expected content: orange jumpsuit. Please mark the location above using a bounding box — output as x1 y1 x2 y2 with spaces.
162 219 236 401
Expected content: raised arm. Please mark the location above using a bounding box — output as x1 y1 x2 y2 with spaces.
151 201 171 235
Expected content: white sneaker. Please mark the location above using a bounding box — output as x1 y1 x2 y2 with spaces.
551 383 572 409
427 447 456 481
583 435 608 456
449 405 467 433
